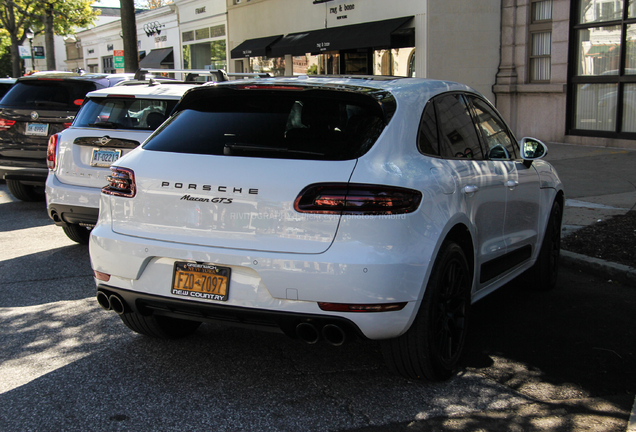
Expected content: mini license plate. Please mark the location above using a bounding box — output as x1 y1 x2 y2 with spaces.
171 262 230 302
25 123 49 136
90 148 122 167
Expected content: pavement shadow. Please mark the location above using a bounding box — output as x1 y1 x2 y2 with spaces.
0 243 94 307
462 268 636 408
0 188 52 232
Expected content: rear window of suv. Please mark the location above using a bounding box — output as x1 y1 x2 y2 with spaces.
142 88 388 161
74 97 178 130
1 80 97 111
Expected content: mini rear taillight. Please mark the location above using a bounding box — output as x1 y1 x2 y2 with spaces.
103 167 136 198
294 183 422 215
0 118 16 131
47 133 59 169
63 122 73 129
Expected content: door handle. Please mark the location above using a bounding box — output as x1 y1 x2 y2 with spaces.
506 180 519 189
462 185 479 195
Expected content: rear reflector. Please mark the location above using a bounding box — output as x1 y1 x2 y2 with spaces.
0 118 16 131
94 271 110 282
294 183 422 215
103 167 136 198
47 134 59 169
318 302 407 312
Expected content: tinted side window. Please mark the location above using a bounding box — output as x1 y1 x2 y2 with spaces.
468 96 518 160
1 80 97 110
435 94 483 160
417 101 438 156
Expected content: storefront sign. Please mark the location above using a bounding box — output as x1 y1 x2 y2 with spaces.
107 44 113 51
113 50 124 68
155 35 168 43
316 42 331 51
195 6 206 14
329 3 354 20
33 46 45 59
19 46 30 59
87 48 95 54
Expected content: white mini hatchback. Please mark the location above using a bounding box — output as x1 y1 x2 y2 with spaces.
90 76 564 381
46 82 198 243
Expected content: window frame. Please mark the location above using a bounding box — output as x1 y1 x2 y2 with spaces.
567 0 636 139
528 0 553 83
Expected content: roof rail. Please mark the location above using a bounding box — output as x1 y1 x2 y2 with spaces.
133 68 270 82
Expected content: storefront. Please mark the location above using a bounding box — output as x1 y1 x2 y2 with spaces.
178 0 228 73
137 5 180 72
227 0 501 100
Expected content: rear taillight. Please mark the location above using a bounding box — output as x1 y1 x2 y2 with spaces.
47 133 59 169
103 167 136 198
294 183 422 215
63 122 73 129
0 118 16 131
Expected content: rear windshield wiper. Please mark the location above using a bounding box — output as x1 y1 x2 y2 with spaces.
224 143 324 156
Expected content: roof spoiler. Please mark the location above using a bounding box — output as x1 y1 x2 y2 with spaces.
133 68 270 82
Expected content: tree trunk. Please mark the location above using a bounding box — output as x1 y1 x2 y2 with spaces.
120 0 138 73
10 35 22 78
44 7 56 71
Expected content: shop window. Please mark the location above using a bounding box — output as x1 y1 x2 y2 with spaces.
529 0 552 82
570 0 636 137
248 57 286 76
182 40 227 72
182 31 194 43
195 27 210 40
373 48 416 77
210 25 225 38
102 56 115 74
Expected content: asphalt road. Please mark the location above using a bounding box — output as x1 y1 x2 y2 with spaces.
0 182 634 432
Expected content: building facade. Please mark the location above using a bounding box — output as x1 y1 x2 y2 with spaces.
495 0 636 149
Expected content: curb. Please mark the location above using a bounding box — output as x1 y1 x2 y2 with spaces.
561 250 636 287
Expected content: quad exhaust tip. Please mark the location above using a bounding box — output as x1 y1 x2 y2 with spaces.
96 290 127 315
296 322 346 346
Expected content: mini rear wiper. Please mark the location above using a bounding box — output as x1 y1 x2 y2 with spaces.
88 121 119 129
224 143 324 156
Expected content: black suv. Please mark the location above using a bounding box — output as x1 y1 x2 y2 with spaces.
0 72 132 201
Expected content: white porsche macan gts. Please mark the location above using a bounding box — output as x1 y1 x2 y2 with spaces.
89 76 564 381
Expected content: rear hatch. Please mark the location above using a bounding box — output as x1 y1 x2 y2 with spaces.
108 83 393 254
54 95 179 188
0 78 98 160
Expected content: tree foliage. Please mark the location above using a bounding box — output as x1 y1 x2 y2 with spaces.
0 0 98 76
135 0 172 10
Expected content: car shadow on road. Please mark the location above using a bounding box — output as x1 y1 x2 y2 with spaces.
462 269 635 410
0 244 94 307
0 197 52 232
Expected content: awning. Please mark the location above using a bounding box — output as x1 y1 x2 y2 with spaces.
231 35 283 59
139 47 174 68
269 16 413 57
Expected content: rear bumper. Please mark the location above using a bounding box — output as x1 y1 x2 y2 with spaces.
46 173 101 226
97 284 366 341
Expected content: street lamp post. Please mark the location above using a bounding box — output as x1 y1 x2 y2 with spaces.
25 29 34 73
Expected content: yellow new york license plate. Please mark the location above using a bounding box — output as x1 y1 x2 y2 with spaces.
171 262 230 301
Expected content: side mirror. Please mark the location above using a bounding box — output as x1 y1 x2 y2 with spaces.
520 137 548 167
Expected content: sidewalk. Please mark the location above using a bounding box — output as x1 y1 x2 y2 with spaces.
545 142 636 286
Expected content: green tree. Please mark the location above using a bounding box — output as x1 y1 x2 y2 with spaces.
0 0 98 77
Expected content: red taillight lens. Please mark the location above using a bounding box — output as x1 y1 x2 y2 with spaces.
318 302 408 312
47 133 59 169
63 122 72 129
294 183 422 215
94 271 110 282
103 167 136 198
0 118 16 131
73 99 84 106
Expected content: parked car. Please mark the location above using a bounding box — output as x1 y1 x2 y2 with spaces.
0 77 16 100
46 80 198 243
0 72 133 201
89 76 564 381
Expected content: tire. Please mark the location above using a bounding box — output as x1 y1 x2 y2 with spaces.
6 179 45 202
62 224 92 244
525 200 562 291
381 240 472 381
120 312 201 339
